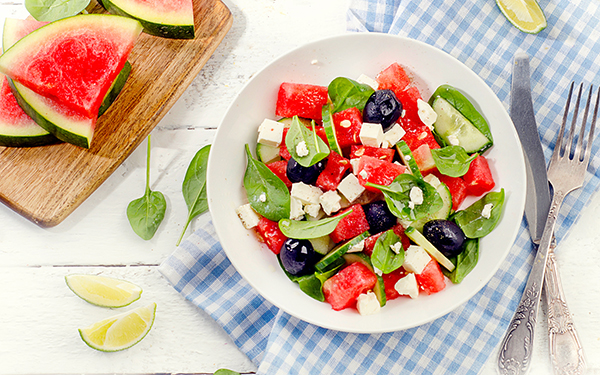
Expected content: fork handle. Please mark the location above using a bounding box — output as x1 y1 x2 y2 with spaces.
545 249 586 375
497 190 565 375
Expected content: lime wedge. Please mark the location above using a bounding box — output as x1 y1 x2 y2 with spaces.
496 0 547 34
66 274 142 308
79 302 156 352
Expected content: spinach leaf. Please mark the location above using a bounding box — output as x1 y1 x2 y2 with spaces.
214 369 241 375
431 146 478 177
25 0 90 22
371 229 405 274
452 189 505 238
278 209 352 239
429 84 493 146
176 145 210 246
127 135 167 240
297 273 325 302
445 238 479 284
285 116 329 167
366 174 443 222
243 144 290 221
328 77 374 113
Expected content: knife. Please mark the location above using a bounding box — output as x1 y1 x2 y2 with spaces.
497 52 586 375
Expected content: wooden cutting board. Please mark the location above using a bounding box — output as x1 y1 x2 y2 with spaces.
0 0 232 227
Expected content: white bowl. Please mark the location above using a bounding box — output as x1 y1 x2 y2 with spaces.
207 33 526 333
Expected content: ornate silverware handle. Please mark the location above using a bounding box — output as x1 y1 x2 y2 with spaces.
545 250 586 375
498 191 565 375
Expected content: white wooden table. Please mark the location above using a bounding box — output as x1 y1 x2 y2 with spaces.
1 1 598 374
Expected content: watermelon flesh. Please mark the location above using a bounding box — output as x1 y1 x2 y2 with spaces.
0 14 142 118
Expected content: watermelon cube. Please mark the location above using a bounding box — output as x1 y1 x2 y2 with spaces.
462 155 495 196
382 267 408 301
435 172 467 210
332 106 363 149
355 155 406 192
350 145 395 162
323 262 378 311
412 143 437 175
363 232 383 257
255 218 287 255
329 204 370 243
376 62 411 96
276 82 328 120
396 86 423 124
315 151 351 191
266 160 292 188
415 259 447 295
401 121 440 151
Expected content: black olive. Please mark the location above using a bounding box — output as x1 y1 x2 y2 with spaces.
280 238 317 276
422 219 467 258
364 201 396 234
363 89 403 131
286 157 327 185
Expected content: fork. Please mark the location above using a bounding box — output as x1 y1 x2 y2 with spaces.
497 82 599 375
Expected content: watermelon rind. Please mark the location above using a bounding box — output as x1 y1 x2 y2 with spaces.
99 0 195 39
98 61 132 117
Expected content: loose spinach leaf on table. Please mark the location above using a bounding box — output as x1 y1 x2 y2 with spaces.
278 210 352 239
25 0 90 22
176 144 211 246
371 229 405 274
214 369 241 375
127 135 167 240
431 145 478 177
328 77 374 113
452 189 505 238
244 144 290 222
285 116 329 167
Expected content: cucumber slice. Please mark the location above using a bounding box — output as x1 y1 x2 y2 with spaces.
409 174 453 231
256 143 281 164
396 140 422 178
343 252 386 306
315 231 369 273
322 104 343 155
431 97 492 154
309 235 333 255
405 226 455 272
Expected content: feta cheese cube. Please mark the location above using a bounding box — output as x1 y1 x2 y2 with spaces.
337 174 365 203
417 99 437 130
304 203 322 218
481 203 494 219
235 204 261 229
403 245 431 274
356 291 381 316
350 158 361 174
291 182 323 205
296 141 309 157
394 273 419 299
257 119 284 147
347 239 365 253
290 197 305 220
356 74 379 90
319 190 342 215
382 124 406 148
359 123 384 148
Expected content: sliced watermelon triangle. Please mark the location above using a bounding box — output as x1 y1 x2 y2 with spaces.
0 14 142 118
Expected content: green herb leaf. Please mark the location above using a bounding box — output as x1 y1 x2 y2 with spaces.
278 210 352 239
367 174 443 221
371 229 405 273
452 189 505 238
285 116 329 167
176 145 211 246
25 0 91 22
328 77 375 113
127 135 166 240
214 370 241 375
243 144 290 221
431 146 478 177
444 238 479 284
296 273 325 302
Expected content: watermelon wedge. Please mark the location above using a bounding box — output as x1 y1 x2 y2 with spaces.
0 14 142 119
99 0 195 39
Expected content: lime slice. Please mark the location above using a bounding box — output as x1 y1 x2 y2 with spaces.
79 302 156 352
65 274 142 308
496 0 547 34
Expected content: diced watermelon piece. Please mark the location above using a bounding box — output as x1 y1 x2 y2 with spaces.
435 172 468 210
350 145 395 162
412 143 437 175
323 262 378 311
462 155 495 196
266 160 292 188
396 86 422 124
401 121 440 151
329 204 370 243
391 223 412 250
355 155 406 192
255 218 287 255
363 232 383 257
382 267 408 301
376 63 411 96
276 82 328 120
415 259 447 295
315 151 351 191
332 106 362 150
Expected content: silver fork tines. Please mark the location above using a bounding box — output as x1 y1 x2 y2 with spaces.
498 82 599 375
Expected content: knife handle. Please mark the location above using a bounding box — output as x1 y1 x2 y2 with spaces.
544 249 586 375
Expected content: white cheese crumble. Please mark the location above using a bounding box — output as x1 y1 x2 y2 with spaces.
417 99 437 130
409 186 424 206
304 203 321 218
347 239 365 253
259 193 267 202
403 245 431 274
235 204 261 229
296 141 309 157
359 169 368 180
481 203 494 219
383 123 406 148
356 74 379 90
356 291 381 316
291 182 323 205
390 241 403 255
394 273 419 299
290 197 305 221
319 190 342 215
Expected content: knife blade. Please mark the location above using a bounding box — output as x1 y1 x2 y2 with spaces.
497 52 586 375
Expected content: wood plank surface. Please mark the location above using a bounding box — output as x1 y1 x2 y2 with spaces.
0 0 232 228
